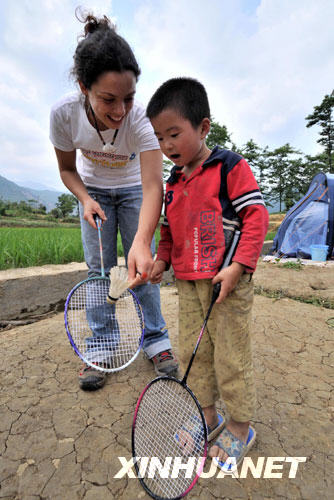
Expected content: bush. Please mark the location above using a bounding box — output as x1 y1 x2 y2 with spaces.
45 215 59 222
49 208 63 219
64 216 80 224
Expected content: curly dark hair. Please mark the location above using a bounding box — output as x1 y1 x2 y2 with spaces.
71 9 141 89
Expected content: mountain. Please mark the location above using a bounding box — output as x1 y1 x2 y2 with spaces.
0 175 65 211
16 180 59 192
1 173 285 214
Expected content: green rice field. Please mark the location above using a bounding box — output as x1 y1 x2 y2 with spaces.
0 226 162 270
0 227 84 270
0 226 274 271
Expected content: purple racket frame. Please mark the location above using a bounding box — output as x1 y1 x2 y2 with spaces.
64 215 145 372
132 375 208 500
64 280 145 372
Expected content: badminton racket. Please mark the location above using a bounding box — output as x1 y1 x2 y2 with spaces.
64 215 145 372
132 230 241 500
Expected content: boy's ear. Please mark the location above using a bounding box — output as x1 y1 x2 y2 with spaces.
201 118 211 138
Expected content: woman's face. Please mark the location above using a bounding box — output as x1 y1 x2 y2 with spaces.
80 70 136 130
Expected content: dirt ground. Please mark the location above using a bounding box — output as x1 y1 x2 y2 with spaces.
0 260 334 499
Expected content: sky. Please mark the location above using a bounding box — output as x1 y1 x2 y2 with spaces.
0 0 333 192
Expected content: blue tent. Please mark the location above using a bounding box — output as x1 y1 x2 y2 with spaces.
270 172 334 259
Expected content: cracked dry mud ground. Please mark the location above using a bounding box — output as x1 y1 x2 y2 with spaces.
1 263 334 500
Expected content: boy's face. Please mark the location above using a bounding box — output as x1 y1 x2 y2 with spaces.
150 108 209 168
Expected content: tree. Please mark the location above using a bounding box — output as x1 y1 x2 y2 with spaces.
50 207 63 219
301 152 328 190
0 199 7 216
28 199 47 214
266 144 304 211
38 204 47 214
206 120 232 150
305 90 334 172
241 140 269 198
56 194 77 218
17 201 33 214
28 199 38 208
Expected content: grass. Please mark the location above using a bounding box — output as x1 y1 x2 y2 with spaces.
265 231 276 241
279 260 303 271
0 227 84 269
254 285 334 310
0 226 161 270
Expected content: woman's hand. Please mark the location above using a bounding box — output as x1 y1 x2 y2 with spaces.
82 197 107 228
212 262 245 303
127 238 154 283
128 149 163 281
150 260 167 284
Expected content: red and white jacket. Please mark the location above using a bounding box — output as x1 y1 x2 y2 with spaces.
157 146 269 280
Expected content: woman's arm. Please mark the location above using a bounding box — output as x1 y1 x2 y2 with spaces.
54 147 106 227
127 148 163 281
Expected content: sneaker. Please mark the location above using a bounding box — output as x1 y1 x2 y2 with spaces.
151 349 179 376
78 364 106 391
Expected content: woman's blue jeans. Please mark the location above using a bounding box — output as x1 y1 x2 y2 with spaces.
79 184 171 358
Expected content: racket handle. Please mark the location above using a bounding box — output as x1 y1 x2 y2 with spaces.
93 214 105 278
212 282 221 302
93 214 101 228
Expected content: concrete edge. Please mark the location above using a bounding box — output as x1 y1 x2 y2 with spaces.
0 243 273 322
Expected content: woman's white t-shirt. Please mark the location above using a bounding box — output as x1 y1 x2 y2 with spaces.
49 92 160 189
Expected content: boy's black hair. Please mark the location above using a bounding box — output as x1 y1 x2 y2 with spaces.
72 12 140 89
146 77 211 128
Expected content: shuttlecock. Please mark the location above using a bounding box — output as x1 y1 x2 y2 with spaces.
103 143 117 153
107 266 130 304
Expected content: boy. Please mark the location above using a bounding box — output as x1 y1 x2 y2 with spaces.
147 77 269 472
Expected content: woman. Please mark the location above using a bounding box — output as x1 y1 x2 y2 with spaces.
50 12 177 391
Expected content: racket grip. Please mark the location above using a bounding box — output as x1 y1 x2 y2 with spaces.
93 214 102 228
212 282 221 302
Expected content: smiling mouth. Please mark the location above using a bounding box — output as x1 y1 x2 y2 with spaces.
107 115 123 123
170 154 180 159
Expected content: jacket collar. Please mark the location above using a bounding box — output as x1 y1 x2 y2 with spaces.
202 145 227 168
167 146 227 185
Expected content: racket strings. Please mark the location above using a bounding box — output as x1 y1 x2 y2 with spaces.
66 278 143 371
133 378 206 499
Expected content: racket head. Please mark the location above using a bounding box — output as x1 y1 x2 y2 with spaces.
64 276 144 372
132 376 207 500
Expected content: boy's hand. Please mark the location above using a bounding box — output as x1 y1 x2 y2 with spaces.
212 262 245 303
150 260 167 284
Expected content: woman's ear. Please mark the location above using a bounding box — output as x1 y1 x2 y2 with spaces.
201 118 211 138
78 80 88 96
